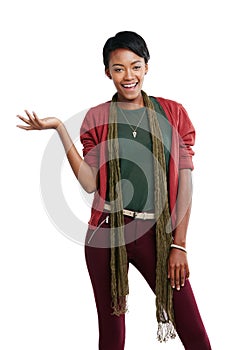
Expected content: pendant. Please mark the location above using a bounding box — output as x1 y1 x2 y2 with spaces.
132 131 137 138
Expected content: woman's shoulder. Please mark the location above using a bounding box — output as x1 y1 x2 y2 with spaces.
88 100 111 115
81 101 111 129
151 96 194 130
152 96 182 110
152 96 190 116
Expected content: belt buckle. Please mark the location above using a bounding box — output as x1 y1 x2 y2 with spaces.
134 211 146 220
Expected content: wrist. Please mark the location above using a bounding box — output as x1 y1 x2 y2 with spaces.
172 239 186 248
55 120 64 131
170 244 187 253
173 231 186 248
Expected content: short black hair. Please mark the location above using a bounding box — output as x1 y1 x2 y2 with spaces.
103 31 150 69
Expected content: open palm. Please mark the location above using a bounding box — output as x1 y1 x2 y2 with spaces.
17 110 60 131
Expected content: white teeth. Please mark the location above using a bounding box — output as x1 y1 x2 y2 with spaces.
122 83 137 88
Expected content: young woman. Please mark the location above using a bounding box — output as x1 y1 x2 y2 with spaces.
17 31 211 349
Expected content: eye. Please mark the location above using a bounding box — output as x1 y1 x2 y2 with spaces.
114 68 124 72
133 65 142 70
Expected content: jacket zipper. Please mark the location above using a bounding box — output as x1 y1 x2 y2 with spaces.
87 215 109 244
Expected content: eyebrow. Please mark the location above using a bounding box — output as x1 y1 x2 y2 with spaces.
111 60 143 67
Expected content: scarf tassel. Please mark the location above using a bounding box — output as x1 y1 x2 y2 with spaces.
157 320 176 342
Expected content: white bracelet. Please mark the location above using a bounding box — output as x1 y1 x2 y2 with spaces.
170 244 187 253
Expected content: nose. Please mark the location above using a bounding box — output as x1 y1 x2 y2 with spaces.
124 68 134 80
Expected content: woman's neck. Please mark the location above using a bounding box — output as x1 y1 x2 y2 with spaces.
116 92 144 110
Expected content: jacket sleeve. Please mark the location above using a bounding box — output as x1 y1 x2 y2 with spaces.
178 104 195 170
80 109 99 169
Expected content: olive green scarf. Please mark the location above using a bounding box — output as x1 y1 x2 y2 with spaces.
107 90 176 342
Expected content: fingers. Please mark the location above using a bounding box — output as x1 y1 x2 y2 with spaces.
16 114 33 130
25 110 41 129
32 111 41 126
168 263 189 291
16 114 31 125
180 264 186 288
169 267 175 289
16 124 34 130
16 110 41 130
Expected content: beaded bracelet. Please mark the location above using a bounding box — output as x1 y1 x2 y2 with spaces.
170 244 187 253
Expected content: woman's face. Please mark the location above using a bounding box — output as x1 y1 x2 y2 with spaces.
106 48 148 107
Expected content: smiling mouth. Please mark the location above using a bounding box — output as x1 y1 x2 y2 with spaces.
121 82 138 89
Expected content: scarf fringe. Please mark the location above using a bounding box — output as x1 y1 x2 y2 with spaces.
111 296 128 316
157 321 176 343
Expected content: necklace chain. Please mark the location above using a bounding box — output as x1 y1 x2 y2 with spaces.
119 108 146 138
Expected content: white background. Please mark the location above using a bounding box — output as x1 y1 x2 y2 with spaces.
1 0 232 349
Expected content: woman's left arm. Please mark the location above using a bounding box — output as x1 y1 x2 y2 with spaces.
168 168 192 291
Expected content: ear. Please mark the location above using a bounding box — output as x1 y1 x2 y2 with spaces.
105 69 112 80
145 63 149 75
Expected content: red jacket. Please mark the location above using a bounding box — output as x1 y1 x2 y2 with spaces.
80 97 195 229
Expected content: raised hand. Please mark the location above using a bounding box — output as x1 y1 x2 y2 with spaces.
17 110 61 131
16 109 97 193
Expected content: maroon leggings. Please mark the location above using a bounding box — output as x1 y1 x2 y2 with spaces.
85 213 211 350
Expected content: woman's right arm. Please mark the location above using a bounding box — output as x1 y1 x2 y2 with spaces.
17 110 97 193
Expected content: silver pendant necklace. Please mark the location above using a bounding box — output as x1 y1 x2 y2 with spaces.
119 108 146 138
